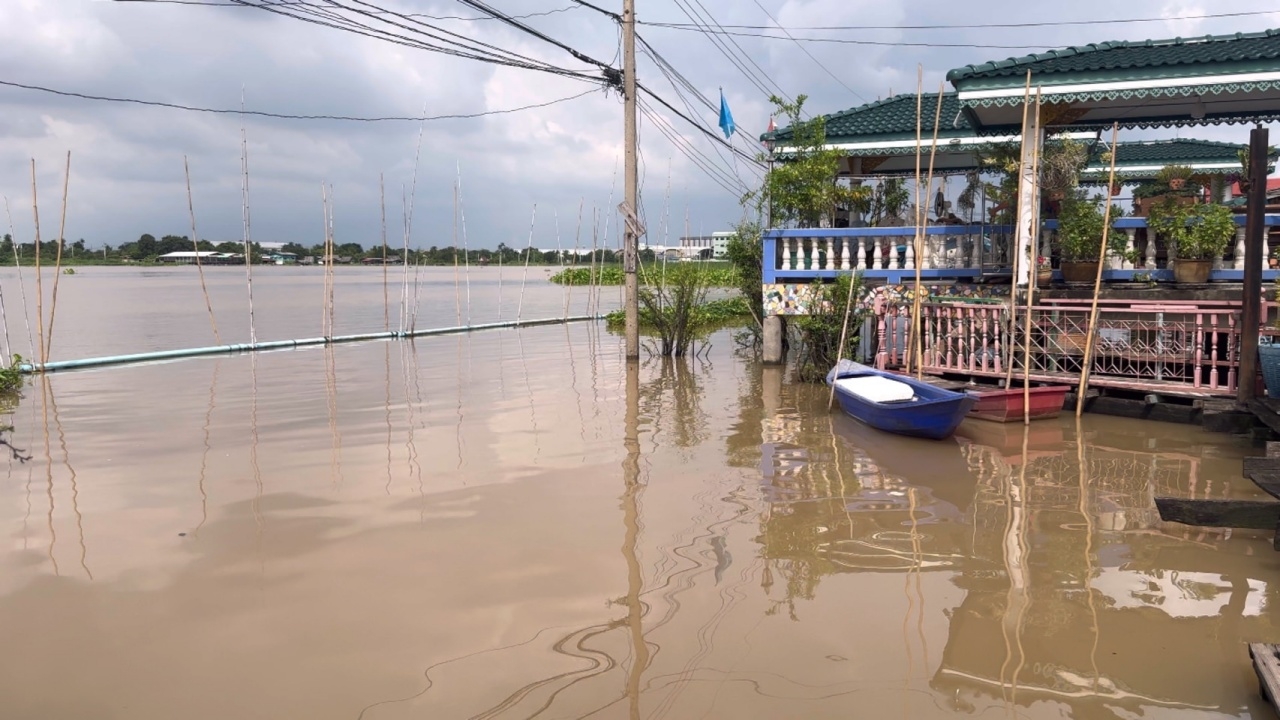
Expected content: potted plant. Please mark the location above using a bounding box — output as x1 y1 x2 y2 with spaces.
1055 191 1122 283
1157 164 1194 191
1036 256 1053 287
1148 199 1236 282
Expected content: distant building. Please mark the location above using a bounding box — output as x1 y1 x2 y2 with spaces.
679 232 734 259
157 251 243 265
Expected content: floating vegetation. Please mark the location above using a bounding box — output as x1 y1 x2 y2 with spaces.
549 264 739 287
0 355 25 395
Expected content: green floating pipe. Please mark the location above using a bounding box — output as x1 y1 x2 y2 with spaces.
19 315 603 374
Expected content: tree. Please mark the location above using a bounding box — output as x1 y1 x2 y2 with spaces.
336 242 364 258
134 233 157 260
745 95 866 228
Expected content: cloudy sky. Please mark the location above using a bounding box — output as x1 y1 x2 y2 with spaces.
2 0 1278 251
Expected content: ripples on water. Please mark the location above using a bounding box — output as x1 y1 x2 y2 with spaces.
0 268 1278 718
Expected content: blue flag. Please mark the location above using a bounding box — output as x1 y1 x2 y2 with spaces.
718 89 736 140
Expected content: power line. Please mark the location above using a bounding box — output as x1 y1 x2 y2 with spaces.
748 0 864 102
116 0 581 22
639 8 1280 31
636 83 764 167
638 26 1070 49
0 78 601 121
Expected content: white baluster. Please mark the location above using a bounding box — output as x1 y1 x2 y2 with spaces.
856 237 867 270
840 238 851 271
787 237 798 269
1234 226 1247 270
825 238 835 271
808 239 819 270
969 232 981 269
1264 227 1271 269
1145 227 1158 270
872 236 883 270
905 234 916 270
1123 229 1136 270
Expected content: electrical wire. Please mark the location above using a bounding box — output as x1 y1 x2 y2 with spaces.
748 0 864 102
640 8 1280 31
0 79 601 121
635 27 1064 50
117 0 581 22
636 83 763 167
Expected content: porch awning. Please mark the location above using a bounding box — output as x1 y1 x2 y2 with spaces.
947 29 1280 132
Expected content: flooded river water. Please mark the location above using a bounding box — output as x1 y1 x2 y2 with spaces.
1 267 1279 718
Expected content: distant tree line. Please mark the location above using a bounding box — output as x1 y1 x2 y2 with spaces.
0 233 641 266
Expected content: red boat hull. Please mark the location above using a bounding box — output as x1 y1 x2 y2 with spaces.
966 386 1070 423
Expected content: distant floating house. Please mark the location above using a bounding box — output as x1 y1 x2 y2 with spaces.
157 251 243 265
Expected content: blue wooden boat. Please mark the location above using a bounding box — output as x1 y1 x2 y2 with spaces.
825 360 975 440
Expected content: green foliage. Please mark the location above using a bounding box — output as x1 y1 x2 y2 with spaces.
1156 164 1194 184
749 95 868 227
724 221 764 326
604 296 752 330
1150 200 1237 260
1039 137 1090 199
1056 191 1123 262
548 264 738 287
0 355 25 395
861 178 910 225
635 262 719 356
791 275 864 382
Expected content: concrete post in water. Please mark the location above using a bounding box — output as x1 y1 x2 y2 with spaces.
763 314 784 365
1239 126 1269 403
622 0 639 360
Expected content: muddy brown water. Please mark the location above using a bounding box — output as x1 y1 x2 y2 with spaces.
1 267 1279 718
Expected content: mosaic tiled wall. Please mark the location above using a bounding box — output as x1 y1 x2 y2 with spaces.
763 282 1011 316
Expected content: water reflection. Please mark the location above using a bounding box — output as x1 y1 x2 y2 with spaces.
1 325 1278 718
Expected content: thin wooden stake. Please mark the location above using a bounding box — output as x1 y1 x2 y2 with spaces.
380 173 388 332
1004 71 1034 391
1076 122 1122 417
914 82 947 380
31 160 45 368
907 65 923 376
44 152 70 362
3 197 34 358
1022 91 1044 425
829 271 860 410
185 157 220 343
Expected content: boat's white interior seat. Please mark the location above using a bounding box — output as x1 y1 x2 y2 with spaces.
834 375 916 404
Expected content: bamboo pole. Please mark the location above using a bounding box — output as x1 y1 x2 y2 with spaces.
4 197 34 358
44 152 71 362
828 270 860 410
907 65 923 376
184 157 220 343
380 173 388 332
1004 71 1034 390
1076 122 1122 417
914 82 947 379
1021 91 1043 425
31 160 45 368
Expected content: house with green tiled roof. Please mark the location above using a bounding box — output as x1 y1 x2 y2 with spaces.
759 27 1280 403
763 92 1263 182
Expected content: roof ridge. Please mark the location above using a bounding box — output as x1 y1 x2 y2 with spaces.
947 27 1280 82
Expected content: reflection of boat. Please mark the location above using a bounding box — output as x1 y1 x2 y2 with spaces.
826 361 975 440
955 416 1066 463
966 385 1070 422
830 412 979 513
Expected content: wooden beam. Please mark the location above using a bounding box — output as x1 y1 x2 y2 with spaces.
1239 126 1269 403
1243 456 1280 480
1248 470 1280 501
1249 644 1280 709
1248 399 1280 436
1155 497 1280 530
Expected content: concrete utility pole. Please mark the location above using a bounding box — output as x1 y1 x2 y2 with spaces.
622 0 639 359
1239 126 1269 403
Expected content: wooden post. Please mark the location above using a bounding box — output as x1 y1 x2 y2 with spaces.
1240 126 1269 404
1004 72 1033 391
1076 122 1122 417
914 82 946 379
622 0 639 359
1021 93 1043 424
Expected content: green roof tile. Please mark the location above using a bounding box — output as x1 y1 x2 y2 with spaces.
764 92 965 143
948 28 1280 84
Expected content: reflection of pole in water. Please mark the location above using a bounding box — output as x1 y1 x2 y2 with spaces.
516 329 542 465
48 376 92 579
384 342 394 496
401 341 425 511
1075 416 1101 691
998 423 1033 708
622 359 648 719
324 343 344 486
197 359 222 534
38 374 58 575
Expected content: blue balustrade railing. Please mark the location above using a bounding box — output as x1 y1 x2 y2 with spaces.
763 214 1280 284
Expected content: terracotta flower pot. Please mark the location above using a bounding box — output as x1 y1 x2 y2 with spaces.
1169 178 1187 190
1173 259 1212 283
1059 261 1099 283
1110 181 1122 196
1036 269 1053 288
